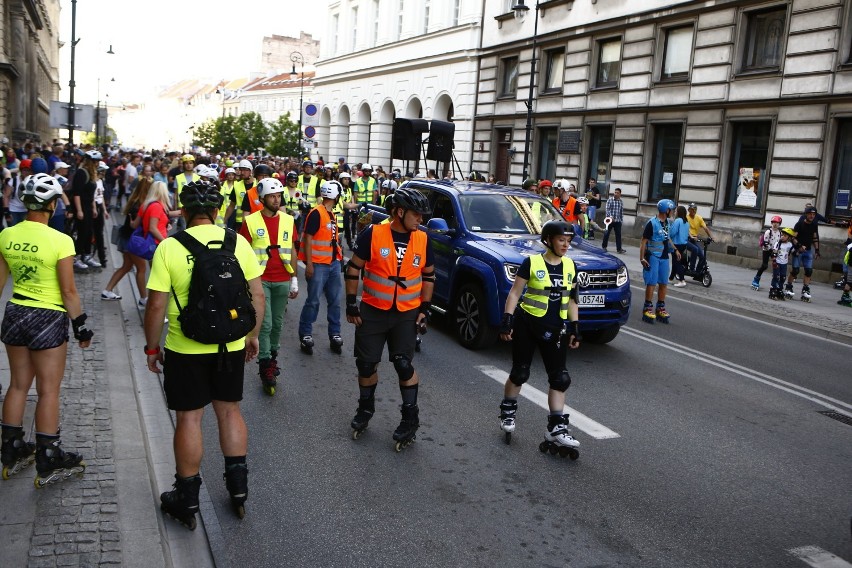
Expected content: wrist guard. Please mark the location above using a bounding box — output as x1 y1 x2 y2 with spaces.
346 294 360 317
71 313 93 342
499 313 514 335
419 301 431 315
569 320 582 343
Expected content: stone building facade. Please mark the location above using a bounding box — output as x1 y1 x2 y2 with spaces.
0 0 60 143
472 0 852 271
261 33 320 75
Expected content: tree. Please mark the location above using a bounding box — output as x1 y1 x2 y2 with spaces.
192 119 218 151
265 114 301 157
235 112 268 155
192 116 240 154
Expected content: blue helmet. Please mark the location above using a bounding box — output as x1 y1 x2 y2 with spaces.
657 199 676 213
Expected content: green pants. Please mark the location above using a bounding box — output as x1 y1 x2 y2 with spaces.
260 280 291 360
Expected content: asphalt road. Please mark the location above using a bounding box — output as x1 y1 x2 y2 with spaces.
199 286 852 568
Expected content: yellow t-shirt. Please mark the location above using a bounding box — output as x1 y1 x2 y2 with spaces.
147 225 263 354
0 221 75 312
688 213 706 237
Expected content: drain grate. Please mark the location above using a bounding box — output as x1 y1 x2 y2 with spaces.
818 410 852 427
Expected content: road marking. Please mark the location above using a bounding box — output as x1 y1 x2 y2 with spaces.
789 546 852 568
475 365 621 440
630 283 852 350
622 327 852 416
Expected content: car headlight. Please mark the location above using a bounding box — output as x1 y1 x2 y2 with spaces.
616 265 628 287
504 263 520 282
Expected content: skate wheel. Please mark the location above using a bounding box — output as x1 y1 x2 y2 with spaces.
548 445 559 455
187 517 197 531
34 477 45 489
568 449 579 461
504 432 512 445
235 504 246 519
558 446 570 458
538 441 548 453
352 429 362 440
2 467 10 481
395 441 404 452
264 385 275 396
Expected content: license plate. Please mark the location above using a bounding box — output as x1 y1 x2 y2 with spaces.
579 294 605 307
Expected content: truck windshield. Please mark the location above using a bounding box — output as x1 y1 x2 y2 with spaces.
460 194 561 234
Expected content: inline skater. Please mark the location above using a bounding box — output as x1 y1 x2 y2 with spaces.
344 188 434 451
786 207 820 302
0 173 93 485
498 221 581 458
753 216 782 291
239 177 299 396
298 180 344 355
837 243 851 306
144 180 264 527
639 199 681 323
770 228 795 300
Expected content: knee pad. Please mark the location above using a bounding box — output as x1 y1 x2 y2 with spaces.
548 370 572 392
356 359 379 379
509 364 531 386
791 267 800 278
804 268 813 277
391 354 415 382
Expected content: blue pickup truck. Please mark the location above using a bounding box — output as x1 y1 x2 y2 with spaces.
359 179 631 349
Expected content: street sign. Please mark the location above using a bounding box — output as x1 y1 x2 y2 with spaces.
304 125 316 139
49 101 95 130
303 103 319 127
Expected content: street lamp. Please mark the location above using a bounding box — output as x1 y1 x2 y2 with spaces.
513 0 540 182
95 76 114 146
290 50 305 154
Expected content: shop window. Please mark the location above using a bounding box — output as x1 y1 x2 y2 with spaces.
828 120 852 219
587 125 613 196
726 121 772 210
741 7 786 72
500 56 519 97
649 124 683 201
536 127 558 182
661 26 694 81
542 49 565 93
596 38 621 88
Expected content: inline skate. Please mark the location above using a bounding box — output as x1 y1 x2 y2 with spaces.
838 292 852 307
768 287 782 301
1 426 35 479
392 404 419 452
499 400 517 445
351 397 375 440
642 301 656 324
330 335 344 354
223 464 248 519
539 414 580 460
160 473 202 530
270 349 281 377
33 437 85 488
415 334 422 352
259 359 277 396
751 277 760 291
299 335 314 355
800 285 811 302
655 301 670 324
784 282 795 299
835 278 846 290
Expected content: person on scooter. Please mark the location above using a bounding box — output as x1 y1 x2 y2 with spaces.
686 203 714 273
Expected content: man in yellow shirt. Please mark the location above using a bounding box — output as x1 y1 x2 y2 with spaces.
686 203 714 272
144 180 264 529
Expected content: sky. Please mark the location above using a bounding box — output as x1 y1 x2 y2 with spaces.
58 0 327 107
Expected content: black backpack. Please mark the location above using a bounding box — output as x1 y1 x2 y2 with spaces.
171 229 256 352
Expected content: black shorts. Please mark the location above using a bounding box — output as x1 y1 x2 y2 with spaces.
162 349 246 411
1 302 69 350
511 312 567 378
354 302 418 363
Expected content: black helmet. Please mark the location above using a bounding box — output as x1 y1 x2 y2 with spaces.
286 171 298 182
384 193 395 214
540 220 574 247
391 188 430 215
180 180 224 211
254 164 273 178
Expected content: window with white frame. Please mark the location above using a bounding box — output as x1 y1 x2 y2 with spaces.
500 56 519 97
661 25 694 81
453 0 461 25
331 14 339 54
398 0 404 39
543 48 565 93
424 0 430 34
373 0 380 46
596 38 621 88
351 6 359 51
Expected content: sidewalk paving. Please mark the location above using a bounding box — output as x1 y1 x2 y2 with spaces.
0 225 848 568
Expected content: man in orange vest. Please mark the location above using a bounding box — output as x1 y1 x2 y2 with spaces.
297 180 344 355
553 182 580 224
344 188 435 451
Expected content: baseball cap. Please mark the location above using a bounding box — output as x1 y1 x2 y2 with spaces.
804 206 817 213
688 203 697 209
54 161 71 169
19 159 32 170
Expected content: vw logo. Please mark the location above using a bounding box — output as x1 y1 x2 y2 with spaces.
577 272 591 288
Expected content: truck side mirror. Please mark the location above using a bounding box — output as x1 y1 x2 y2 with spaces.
427 217 454 236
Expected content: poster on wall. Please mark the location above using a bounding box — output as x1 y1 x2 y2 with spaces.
597 162 608 184
735 167 759 208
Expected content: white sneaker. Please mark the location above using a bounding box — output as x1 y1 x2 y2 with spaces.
73 258 89 272
674 280 687 288
137 297 148 308
83 255 102 268
101 290 122 300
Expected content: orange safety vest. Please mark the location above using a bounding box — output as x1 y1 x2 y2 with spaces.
246 186 263 215
361 224 427 312
553 196 578 223
298 205 342 264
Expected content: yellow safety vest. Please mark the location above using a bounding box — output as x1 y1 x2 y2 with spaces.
243 210 295 273
520 254 574 319
355 177 376 204
175 172 200 207
333 187 352 230
298 175 320 206
216 181 236 227
233 180 248 223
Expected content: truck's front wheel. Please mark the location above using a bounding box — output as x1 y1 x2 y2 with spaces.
454 283 496 350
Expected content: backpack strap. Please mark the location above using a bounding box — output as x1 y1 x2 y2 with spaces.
170 230 210 314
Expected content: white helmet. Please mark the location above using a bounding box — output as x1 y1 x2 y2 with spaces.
577 196 589 205
224 167 236 175
85 150 102 161
554 179 571 191
338 172 351 180
97 161 109 171
320 180 341 200
257 177 285 198
20 173 64 210
381 179 398 191
198 167 220 182
194 164 207 174
237 159 253 171
361 163 372 171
